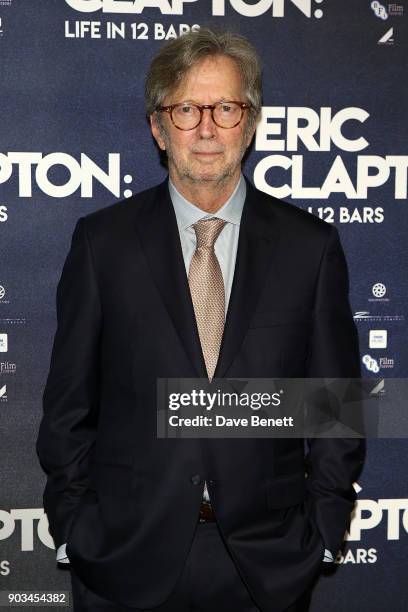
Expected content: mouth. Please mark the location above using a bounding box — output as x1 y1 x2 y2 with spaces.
193 151 223 156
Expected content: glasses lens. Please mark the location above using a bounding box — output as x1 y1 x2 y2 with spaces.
213 102 243 127
171 104 201 129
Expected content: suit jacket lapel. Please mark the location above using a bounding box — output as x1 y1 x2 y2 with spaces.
134 178 207 378
213 176 281 379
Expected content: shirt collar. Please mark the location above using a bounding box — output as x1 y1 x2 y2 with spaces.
168 172 246 232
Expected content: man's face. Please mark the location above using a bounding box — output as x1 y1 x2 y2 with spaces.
150 55 256 187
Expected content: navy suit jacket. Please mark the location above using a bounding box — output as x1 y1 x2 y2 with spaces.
36 175 365 612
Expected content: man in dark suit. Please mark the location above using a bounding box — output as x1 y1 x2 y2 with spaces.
36 27 365 612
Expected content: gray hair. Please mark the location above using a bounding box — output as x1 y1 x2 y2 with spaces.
145 26 262 128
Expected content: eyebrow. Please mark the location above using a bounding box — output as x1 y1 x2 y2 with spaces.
170 98 232 105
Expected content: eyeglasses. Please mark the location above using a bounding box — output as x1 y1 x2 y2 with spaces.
156 100 252 130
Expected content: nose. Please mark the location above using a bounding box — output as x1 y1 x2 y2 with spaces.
197 108 217 138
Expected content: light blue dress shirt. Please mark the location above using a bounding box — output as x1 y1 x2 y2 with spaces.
168 172 246 316
56 172 333 564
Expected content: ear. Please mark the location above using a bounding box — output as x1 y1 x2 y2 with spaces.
150 113 166 151
246 111 261 147
245 124 256 148
245 117 258 148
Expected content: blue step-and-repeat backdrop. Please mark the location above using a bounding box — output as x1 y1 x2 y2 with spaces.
0 1 407 610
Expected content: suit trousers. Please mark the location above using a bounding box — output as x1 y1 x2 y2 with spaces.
69 519 314 612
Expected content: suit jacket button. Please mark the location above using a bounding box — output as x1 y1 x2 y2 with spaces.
191 474 201 485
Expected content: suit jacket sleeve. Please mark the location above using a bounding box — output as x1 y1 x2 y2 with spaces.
36 217 102 550
304 224 365 556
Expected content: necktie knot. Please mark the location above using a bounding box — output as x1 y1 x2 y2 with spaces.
192 217 226 249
